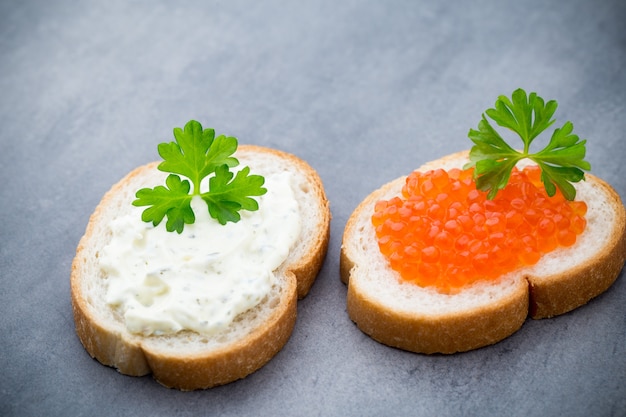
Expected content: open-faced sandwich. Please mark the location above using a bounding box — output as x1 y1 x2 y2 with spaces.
341 89 626 354
71 120 331 389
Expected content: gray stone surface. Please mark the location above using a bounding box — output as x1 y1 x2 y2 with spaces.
1 0 625 416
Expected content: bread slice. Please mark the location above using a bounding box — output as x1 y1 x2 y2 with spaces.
341 150 626 354
71 145 331 390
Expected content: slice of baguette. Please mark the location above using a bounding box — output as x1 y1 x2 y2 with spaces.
71 145 331 390
341 150 626 354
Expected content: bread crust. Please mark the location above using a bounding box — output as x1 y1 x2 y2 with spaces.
341 151 626 353
527 175 626 318
345 270 529 354
71 145 330 389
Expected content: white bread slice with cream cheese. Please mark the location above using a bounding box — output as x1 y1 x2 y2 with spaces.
71 145 331 390
340 150 626 354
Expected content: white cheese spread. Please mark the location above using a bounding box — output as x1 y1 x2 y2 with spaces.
99 171 301 336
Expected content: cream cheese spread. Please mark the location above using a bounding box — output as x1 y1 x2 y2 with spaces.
99 171 301 336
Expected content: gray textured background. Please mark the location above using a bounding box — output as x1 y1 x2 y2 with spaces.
1 1 625 416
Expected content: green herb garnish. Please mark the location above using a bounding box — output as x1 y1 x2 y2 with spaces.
133 120 267 233
465 88 591 200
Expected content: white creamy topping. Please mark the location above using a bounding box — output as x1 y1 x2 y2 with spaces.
99 171 301 336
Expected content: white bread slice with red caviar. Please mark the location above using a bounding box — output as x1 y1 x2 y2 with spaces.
341 150 626 354
71 145 331 390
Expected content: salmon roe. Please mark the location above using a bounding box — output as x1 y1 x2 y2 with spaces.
371 166 587 293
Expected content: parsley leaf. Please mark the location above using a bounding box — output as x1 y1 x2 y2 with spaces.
203 165 267 225
132 120 267 233
134 174 194 234
465 88 590 200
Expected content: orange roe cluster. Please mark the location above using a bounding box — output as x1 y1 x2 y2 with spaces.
371 166 588 293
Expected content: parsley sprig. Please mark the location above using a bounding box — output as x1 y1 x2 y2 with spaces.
133 120 267 233
465 88 591 200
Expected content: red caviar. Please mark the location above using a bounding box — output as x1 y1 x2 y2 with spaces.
372 166 587 293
